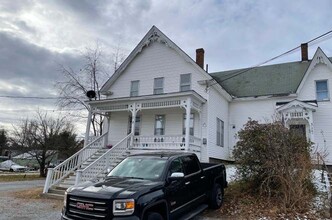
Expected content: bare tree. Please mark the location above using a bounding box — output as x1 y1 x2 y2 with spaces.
56 45 125 136
0 128 8 156
11 111 79 177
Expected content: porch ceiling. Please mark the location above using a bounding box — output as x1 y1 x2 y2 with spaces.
88 90 206 113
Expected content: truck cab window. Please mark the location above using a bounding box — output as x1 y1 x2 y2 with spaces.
181 156 200 175
168 158 183 176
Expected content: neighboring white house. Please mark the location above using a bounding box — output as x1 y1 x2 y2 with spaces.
43 26 332 194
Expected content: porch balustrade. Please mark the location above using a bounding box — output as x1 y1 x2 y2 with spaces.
132 135 201 152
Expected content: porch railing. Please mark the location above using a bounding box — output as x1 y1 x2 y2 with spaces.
43 132 108 193
132 135 201 151
75 133 132 184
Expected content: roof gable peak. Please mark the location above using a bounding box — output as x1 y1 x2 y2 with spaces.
296 47 332 94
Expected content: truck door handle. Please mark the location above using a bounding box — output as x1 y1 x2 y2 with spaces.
201 176 205 179
185 181 190 185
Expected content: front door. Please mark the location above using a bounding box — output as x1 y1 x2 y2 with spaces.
290 124 306 137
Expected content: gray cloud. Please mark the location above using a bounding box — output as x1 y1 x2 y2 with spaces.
1 0 332 133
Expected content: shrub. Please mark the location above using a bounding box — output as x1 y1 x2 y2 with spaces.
233 120 314 212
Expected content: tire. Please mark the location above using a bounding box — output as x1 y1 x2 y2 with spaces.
145 212 164 220
209 183 224 209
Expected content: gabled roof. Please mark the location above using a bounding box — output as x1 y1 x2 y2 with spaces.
210 61 310 98
100 26 221 95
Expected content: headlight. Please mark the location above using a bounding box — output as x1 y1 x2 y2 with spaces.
113 199 135 216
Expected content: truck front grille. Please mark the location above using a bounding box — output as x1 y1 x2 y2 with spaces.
67 195 109 220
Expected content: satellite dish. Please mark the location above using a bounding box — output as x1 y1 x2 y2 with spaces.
86 90 96 99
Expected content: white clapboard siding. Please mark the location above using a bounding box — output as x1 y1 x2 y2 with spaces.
206 87 230 160
228 97 293 157
107 42 208 100
297 63 332 163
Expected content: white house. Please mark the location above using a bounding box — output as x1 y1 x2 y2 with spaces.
43 26 332 194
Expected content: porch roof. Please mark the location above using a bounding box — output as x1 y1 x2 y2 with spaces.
88 90 206 113
276 99 318 112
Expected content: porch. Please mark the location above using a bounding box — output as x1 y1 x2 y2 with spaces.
87 91 207 161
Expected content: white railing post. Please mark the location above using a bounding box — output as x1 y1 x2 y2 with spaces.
43 168 54 193
75 170 82 185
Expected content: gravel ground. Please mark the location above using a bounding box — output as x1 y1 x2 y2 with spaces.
0 180 63 220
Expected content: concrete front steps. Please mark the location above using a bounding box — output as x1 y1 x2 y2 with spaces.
43 150 130 199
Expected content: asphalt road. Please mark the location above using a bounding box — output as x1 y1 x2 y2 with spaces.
0 179 45 192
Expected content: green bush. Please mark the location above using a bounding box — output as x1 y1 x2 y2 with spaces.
233 120 314 211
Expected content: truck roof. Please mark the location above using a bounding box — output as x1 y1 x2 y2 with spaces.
129 151 195 159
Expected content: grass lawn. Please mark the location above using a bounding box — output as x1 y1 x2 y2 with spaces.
0 173 44 182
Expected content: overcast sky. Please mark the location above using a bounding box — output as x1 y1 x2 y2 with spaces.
1 0 332 137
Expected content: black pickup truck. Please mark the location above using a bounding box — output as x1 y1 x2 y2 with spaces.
61 152 227 220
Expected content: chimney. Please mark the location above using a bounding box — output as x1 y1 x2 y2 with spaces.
301 43 308 61
196 48 205 69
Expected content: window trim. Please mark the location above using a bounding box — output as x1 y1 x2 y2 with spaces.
130 80 139 97
315 79 329 101
153 77 164 95
154 115 165 135
180 73 191 92
216 117 224 147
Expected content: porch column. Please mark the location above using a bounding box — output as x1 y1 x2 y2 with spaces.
104 113 111 147
185 97 191 152
84 108 92 147
129 103 137 148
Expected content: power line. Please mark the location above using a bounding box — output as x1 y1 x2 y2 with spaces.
0 108 86 112
0 95 58 99
211 29 332 85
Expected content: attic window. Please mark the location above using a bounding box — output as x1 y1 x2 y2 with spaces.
316 80 329 101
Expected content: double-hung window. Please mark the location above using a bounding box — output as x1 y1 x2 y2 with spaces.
130 80 139 97
128 116 141 135
316 80 329 101
216 118 224 147
180 73 191 91
154 115 165 135
183 113 194 136
154 77 164 94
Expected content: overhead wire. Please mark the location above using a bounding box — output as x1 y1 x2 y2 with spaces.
209 29 332 86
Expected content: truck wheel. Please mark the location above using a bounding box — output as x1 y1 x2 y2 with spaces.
145 212 163 220
209 183 224 209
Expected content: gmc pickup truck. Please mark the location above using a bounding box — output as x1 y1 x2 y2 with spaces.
61 152 227 220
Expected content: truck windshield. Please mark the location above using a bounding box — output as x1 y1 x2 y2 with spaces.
107 157 167 180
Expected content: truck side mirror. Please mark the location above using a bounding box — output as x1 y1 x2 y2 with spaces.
168 172 184 182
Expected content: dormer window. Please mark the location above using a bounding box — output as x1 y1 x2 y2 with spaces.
130 80 139 97
180 73 191 92
316 80 329 101
154 77 164 94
